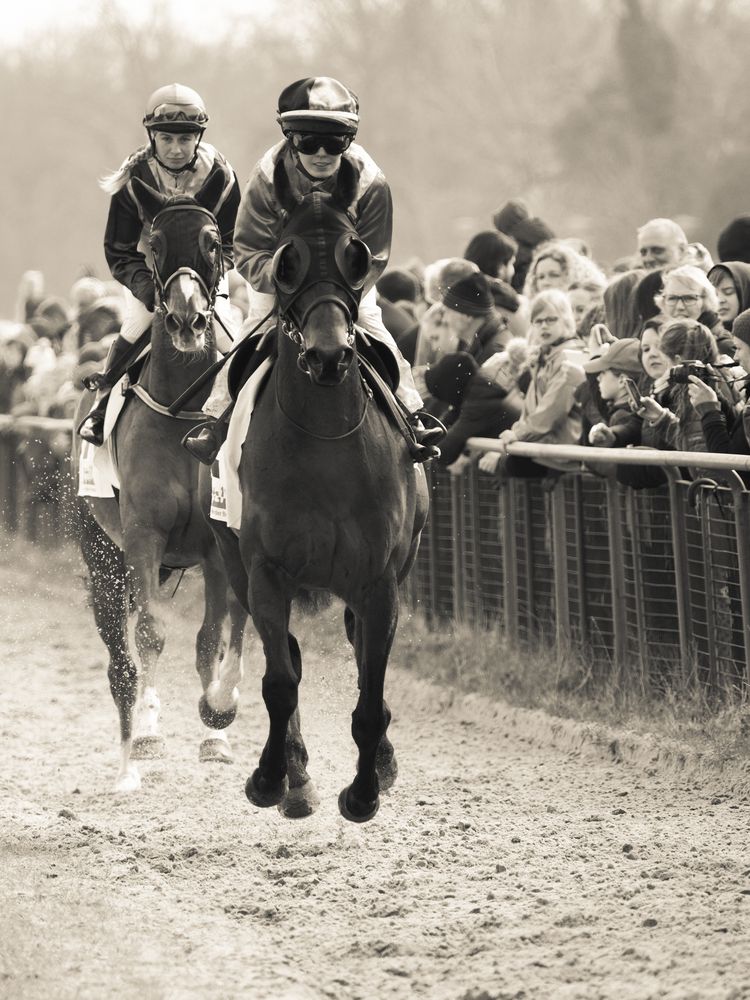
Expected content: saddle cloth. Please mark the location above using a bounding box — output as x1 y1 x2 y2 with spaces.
77 374 131 498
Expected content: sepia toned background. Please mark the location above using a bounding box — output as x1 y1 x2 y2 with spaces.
3 0 750 309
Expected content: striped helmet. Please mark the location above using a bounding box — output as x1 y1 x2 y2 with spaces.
277 77 359 136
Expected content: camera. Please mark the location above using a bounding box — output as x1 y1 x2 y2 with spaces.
667 360 716 387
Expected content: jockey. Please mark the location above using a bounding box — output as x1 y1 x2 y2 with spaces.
77 83 241 446
182 76 443 464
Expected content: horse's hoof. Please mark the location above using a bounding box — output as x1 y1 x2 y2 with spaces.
114 766 141 794
199 737 233 764
376 752 398 793
245 769 288 809
131 734 165 760
338 785 379 824
278 779 320 819
198 693 237 731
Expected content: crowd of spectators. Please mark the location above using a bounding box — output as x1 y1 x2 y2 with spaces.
373 202 750 488
6 200 750 493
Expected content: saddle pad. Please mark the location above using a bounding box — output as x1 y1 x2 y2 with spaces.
210 356 274 530
77 374 131 498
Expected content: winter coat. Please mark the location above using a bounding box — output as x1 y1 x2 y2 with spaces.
511 337 583 449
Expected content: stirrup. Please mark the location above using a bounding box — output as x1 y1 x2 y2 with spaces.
408 441 441 464
181 419 227 466
77 413 105 447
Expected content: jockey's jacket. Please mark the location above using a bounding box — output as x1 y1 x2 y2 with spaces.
103 143 241 310
234 140 393 296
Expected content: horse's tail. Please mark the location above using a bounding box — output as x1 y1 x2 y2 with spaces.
293 589 333 617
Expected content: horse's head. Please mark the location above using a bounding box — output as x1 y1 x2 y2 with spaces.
133 175 225 354
271 161 372 386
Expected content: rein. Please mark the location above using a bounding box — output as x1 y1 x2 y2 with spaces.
130 382 207 421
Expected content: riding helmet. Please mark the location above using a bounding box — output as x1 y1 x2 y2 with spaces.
277 77 359 136
143 84 209 133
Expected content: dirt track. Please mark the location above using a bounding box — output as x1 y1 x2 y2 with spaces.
2 537 750 1000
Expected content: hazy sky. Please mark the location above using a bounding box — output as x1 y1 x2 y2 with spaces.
0 0 269 48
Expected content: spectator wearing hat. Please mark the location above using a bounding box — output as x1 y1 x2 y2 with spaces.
636 218 687 272
707 262 750 334
717 215 750 265
423 344 526 468
375 268 421 343
440 272 511 367
478 289 585 479
581 338 645 448
463 230 529 338
405 259 481 376
492 198 555 293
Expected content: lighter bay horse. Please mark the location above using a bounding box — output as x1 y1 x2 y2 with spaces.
201 162 429 822
72 176 246 792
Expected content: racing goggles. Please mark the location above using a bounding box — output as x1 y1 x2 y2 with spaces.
144 104 208 127
290 133 353 155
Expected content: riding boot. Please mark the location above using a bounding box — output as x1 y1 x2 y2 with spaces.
406 412 446 464
77 334 134 447
182 402 234 466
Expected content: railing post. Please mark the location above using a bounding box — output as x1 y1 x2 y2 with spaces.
729 479 750 692
501 478 519 644
605 477 627 676
450 472 466 624
468 463 483 624
665 468 694 678
551 477 570 652
425 465 440 621
626 487 649 680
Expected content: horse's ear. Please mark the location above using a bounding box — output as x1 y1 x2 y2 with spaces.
131 177 168 220
194 170 227 214
332 158 358 211
273 158 300 215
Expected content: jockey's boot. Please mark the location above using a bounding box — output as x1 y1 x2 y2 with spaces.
77 334 134 447
407 412 446 464
181 403 233 466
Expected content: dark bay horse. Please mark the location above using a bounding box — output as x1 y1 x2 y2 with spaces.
202 163 429 822
72 176 246 793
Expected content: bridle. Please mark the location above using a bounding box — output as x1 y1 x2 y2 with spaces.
149 202 224 325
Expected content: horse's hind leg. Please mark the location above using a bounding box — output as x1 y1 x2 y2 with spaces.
79 503 140 792
196 553 247 763
344 604 398 794
278 634 319 819
339 579 399 823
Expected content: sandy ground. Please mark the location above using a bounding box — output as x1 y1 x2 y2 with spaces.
2 537 750 1000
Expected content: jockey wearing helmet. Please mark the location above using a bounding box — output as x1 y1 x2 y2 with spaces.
183 76 442 465
78 83 242 446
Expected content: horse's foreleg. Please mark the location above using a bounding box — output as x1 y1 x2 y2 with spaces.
339 578 399 823
79 504 140 792
278 634 319 819
245 563 296 809
125 535 167 759
344 604 398 793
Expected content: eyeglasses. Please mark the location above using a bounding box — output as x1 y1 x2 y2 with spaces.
532 315 560 327
664 294 702 306
290 133 353 155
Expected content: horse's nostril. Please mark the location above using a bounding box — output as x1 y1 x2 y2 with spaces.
191 312 208 334
164 312 181 336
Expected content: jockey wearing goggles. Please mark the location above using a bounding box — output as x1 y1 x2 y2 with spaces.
183 77 441 465
78 83 241 447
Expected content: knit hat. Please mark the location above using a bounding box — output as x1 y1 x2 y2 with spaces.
731 308 750 347
424 351 479 406
717 215 750 264
583 338 643 376
492 199 530 236
277 77 359 135
442 273 494 317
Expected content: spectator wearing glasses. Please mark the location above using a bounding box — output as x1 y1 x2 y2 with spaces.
185 76 439 464
636 218 688 272
656 264 732 355
78 83 241 446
